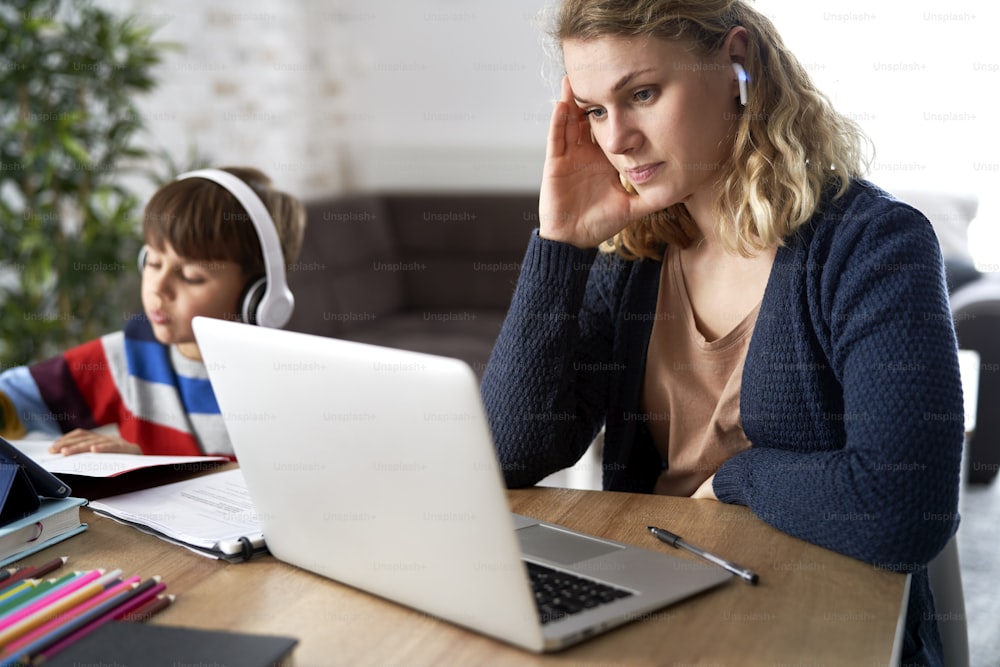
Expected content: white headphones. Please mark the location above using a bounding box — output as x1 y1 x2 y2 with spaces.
138 168 294 328
732 62 748 106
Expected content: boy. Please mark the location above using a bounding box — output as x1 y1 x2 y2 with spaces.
0 167 306 457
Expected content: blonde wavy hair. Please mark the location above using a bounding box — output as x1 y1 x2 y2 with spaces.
552 0 871 259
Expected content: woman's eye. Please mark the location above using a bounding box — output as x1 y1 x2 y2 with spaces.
634 89 654 103
583 108 606 120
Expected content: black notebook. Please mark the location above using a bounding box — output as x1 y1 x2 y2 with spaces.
43 622 298 667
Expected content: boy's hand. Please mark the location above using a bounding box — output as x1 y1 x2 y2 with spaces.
49 428 143 456
538 76 663 249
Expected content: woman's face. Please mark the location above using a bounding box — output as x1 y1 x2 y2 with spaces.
562 34 741 214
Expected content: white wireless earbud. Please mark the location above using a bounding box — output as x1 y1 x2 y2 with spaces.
731 62 748 106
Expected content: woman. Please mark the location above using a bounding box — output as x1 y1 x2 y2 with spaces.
481 1 963 664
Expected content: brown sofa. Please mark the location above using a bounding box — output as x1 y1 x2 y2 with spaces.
286 190 1000 486
284 192 539 377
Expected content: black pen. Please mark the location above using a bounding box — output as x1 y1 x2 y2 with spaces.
648 526 759 585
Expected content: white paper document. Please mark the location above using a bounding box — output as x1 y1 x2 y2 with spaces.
87 468 266 561
9 438 227 477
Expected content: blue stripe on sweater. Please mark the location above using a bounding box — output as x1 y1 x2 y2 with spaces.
177 375 220 415
123 317 176 385
124 338 176 386
122 317 220 415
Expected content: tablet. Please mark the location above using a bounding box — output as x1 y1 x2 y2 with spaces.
0 436 72 498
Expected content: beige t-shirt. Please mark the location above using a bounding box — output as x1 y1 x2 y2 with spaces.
641 246 758 496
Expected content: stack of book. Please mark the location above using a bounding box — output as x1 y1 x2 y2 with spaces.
1 436 89 567
0 498 87 568
0 557 172 663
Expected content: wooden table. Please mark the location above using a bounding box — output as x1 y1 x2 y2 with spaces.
17 486 906 666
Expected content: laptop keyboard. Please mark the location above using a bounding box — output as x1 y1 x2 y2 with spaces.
525 561 633 625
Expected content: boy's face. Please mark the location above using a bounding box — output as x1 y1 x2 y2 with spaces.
140 242 247 360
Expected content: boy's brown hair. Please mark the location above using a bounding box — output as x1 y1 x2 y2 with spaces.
142 166 306 278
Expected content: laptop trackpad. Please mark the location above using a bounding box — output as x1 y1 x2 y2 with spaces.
517 523 623 565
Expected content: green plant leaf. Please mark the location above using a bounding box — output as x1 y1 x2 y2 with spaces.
1 0 172 367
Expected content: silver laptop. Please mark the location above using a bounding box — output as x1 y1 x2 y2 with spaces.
193 316 731 652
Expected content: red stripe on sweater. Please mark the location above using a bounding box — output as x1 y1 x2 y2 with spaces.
63 340 122 427
62 340 202 456
118 417 203 456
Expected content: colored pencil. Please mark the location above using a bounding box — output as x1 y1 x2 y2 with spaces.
0 580 35 605
42 581 168 654
0 567 35 595
118 592 173 622
108 581 165 620
0 558 66 595
0 570 118 646
0 560 170 666
0 582 36 611
0 573 79 616
0 570 104 631
1 576 140 657
5 579 162 664
24 559 67 582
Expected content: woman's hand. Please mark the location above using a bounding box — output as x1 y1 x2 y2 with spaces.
691 474 718 501
49 428 143 456
537 76 662 248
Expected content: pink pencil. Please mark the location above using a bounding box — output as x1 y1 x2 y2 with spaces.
118 592 174 622
9 579 164 663
34 582 169 660
0 570 119 646
108 582 168 622
0 570 104 631
0 576 140 657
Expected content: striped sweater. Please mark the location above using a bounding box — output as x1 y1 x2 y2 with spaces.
0 317 231 456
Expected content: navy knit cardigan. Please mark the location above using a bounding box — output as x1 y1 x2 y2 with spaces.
481 180 964 666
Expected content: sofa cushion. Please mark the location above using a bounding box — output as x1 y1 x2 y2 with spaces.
287 195 402 337
385 193 538 309
339 310 510 377
283 192 539 376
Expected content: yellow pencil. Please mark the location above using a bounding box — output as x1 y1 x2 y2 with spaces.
0 570 121 647
0 580 35 604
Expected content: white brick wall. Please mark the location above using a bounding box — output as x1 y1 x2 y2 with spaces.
97 0 1000 274
100 0 553 200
